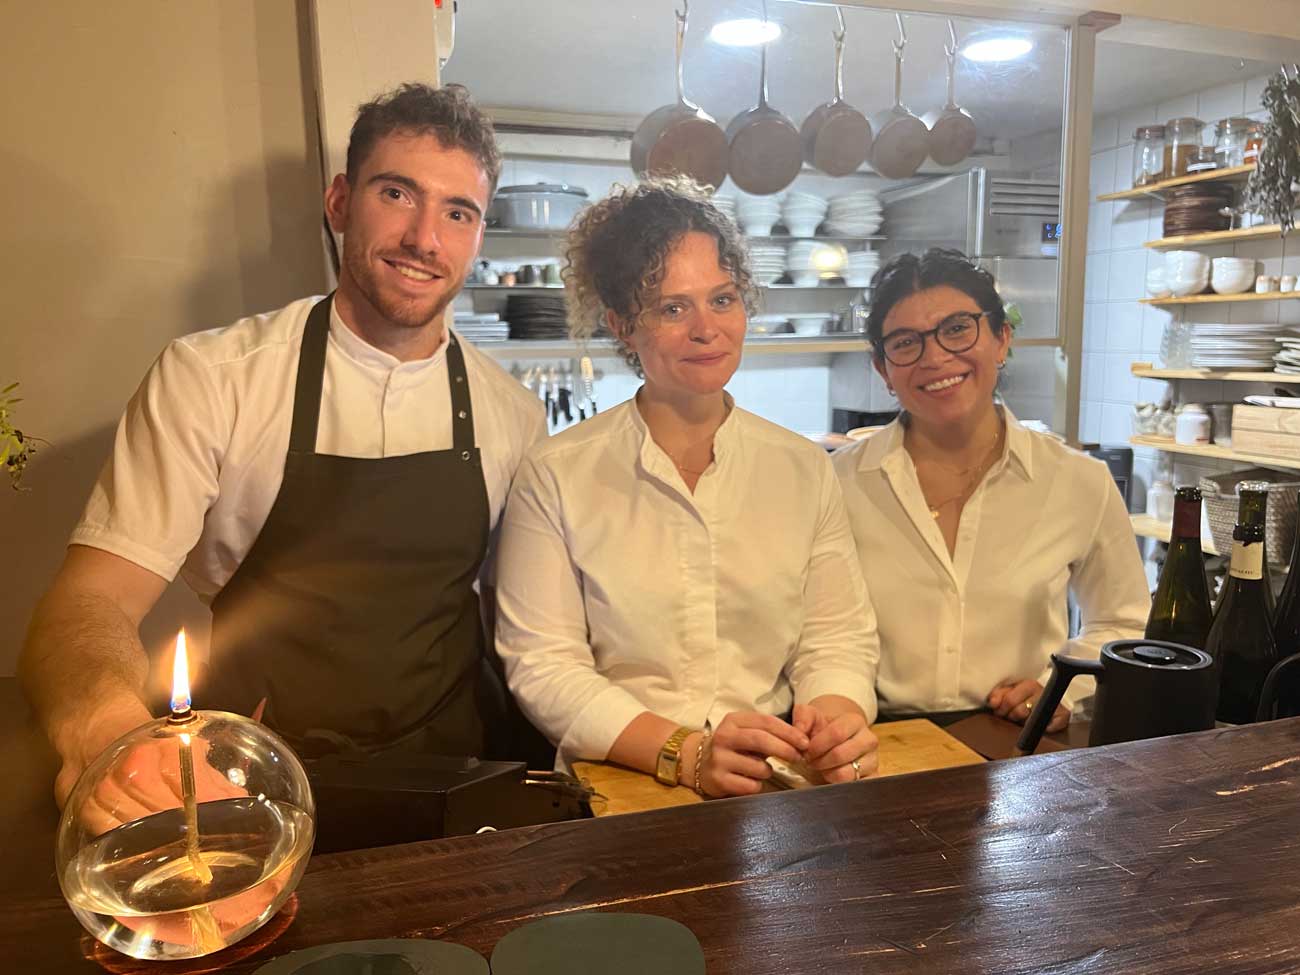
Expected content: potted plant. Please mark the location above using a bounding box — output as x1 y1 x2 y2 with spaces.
1 383 43 490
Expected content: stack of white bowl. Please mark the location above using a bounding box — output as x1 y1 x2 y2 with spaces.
845 249 880 287
748 242 787 286
825 190 883 236
749 314 790 335
786 240 829 287
712 195 737 225
1210 257 1257 295
1146 267 1171 298
786 312 834 335
737 195 782 237
1164 250 1211 297
781 192 828 238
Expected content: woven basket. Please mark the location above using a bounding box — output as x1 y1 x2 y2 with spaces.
1198 468 1300 566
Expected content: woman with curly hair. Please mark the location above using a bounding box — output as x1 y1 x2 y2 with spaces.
832 248 1147 732
494 177 880 798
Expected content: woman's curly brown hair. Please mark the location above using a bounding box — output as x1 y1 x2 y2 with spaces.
563 176 757 376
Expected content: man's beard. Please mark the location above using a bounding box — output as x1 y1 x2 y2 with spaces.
344 245 464 330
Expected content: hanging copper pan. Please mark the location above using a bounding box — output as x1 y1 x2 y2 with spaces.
800 9 872 177
630 1 729 189
726 16 802 196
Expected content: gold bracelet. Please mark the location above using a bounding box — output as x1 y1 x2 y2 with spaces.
693 730 711 796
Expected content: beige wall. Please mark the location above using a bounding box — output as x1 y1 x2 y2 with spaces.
1 1 326 679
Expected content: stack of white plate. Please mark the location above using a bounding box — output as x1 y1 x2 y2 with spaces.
1190 323 1291 369
825 190 883 236
712 195 738 224
781 191 828 238
786 239 829 287
845 249 880 287
1275 334 1300 374
737 195 782 237
750 314 790 335
748 242 787 286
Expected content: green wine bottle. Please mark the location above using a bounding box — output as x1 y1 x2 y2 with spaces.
1269 489 1300 719
1206 517 1278 725
1236 481 1275 613
1144 487 1212 649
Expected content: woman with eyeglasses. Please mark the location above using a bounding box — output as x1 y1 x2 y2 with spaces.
832 248 1148 733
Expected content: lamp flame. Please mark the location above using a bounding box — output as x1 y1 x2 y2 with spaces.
170 629 192 715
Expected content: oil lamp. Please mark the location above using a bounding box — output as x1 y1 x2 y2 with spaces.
56 630 315 960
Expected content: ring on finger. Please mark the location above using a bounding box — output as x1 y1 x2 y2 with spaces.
1023 699 1036 713
850 758 862 781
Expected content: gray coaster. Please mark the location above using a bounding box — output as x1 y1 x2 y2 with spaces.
490 912 705 975
252 939 488 975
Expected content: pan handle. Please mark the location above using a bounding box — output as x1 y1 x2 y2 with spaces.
757 0 771 108
833 9 846 103
892 13 908 111
944 19 959 110
674 1 689 106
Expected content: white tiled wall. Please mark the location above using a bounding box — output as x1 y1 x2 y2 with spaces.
1081 75 1295 513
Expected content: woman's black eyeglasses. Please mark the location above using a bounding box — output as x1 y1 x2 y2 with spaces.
877 311 987 366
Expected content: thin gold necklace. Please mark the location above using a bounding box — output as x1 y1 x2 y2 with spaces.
919 427 1004 519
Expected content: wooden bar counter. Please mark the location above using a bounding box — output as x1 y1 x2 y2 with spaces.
5 681 1300 973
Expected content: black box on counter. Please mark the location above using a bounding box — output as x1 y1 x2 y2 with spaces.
306 754 591 853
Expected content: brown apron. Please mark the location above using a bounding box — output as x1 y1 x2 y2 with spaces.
205 294 490 757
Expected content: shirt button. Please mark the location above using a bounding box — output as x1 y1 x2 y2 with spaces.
458 410 467 419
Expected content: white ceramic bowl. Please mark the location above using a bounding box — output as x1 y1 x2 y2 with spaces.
1145 267 1171 298
742 218 778 237
784 220 822 237
787 313 832 335
1168 272 1210 297
1164 250 1211 277
790 271 820 287
1211 260 1257 294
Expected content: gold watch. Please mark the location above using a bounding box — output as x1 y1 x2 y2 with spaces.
655 726 694 786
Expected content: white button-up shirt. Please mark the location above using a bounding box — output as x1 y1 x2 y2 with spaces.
495 397 879 769
72 296 546 598
831 410 1148 714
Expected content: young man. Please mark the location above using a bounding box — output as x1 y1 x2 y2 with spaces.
21 84 545 810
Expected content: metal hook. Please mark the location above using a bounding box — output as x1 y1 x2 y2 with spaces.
834 6 846 41
893 12 907 57
946 18 958 59
676 0 688 24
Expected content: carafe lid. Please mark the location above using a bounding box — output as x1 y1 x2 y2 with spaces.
1103 640 1212 670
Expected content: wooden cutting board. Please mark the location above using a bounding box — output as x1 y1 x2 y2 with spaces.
574 718 985 817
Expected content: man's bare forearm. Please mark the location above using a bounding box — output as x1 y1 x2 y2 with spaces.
20 584 151 754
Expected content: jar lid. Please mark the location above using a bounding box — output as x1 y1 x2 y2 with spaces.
1215 116 1254 129
495 182 589 198
1165 116 1204 128
1135 124 1166 138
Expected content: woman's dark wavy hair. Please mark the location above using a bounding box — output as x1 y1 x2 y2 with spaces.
865 248 1008 361
564 176 756 376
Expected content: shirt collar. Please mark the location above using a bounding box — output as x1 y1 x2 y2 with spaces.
854 405 1034 481
630 390 740 479
328 302 451 374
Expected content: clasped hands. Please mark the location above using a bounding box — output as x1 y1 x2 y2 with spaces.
686 695 878 799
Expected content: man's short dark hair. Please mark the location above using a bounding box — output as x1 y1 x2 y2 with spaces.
346 83 502 195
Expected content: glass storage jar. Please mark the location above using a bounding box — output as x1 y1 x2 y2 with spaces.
1244 120 1265 166
1187 145 1218 173
1214 116 1254 169
1164 117 1205 177
1132 124 1166 186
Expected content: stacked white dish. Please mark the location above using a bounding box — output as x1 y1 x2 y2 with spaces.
748 242 787 286
712 195 738 224
1275 334 1300 374
781 191 829 238
786 239 843 287
1145 266 1171 298
1190 322 1290 369
1210 257 1257 295
845 249 880 287
737 195 782 237
786 312 835 335
453 312 509 343
1164 250 1211 297
825 190 883 236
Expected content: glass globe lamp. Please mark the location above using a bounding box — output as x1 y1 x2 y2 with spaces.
55 633 315 960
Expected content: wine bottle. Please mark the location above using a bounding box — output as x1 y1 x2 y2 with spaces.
1206 518 1278 725
1144 487 1213 649
1270 490 1300 718
1236 481 1275 613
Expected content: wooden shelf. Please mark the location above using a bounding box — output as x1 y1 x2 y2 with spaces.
1145 225 1282 250
466 283 865 292
1140 291 1300 306
1130 514 1219 555
1129 435 1300 471
1131 364 1300 383
1097 164 1255 202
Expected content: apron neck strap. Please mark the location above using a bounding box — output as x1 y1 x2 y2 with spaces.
289 296 477 454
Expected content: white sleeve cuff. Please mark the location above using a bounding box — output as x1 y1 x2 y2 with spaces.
794 671 878 725
556 684 649 768
67 526 181 583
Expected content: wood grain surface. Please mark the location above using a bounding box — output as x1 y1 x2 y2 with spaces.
575 719 987 817
6 667 1300 975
